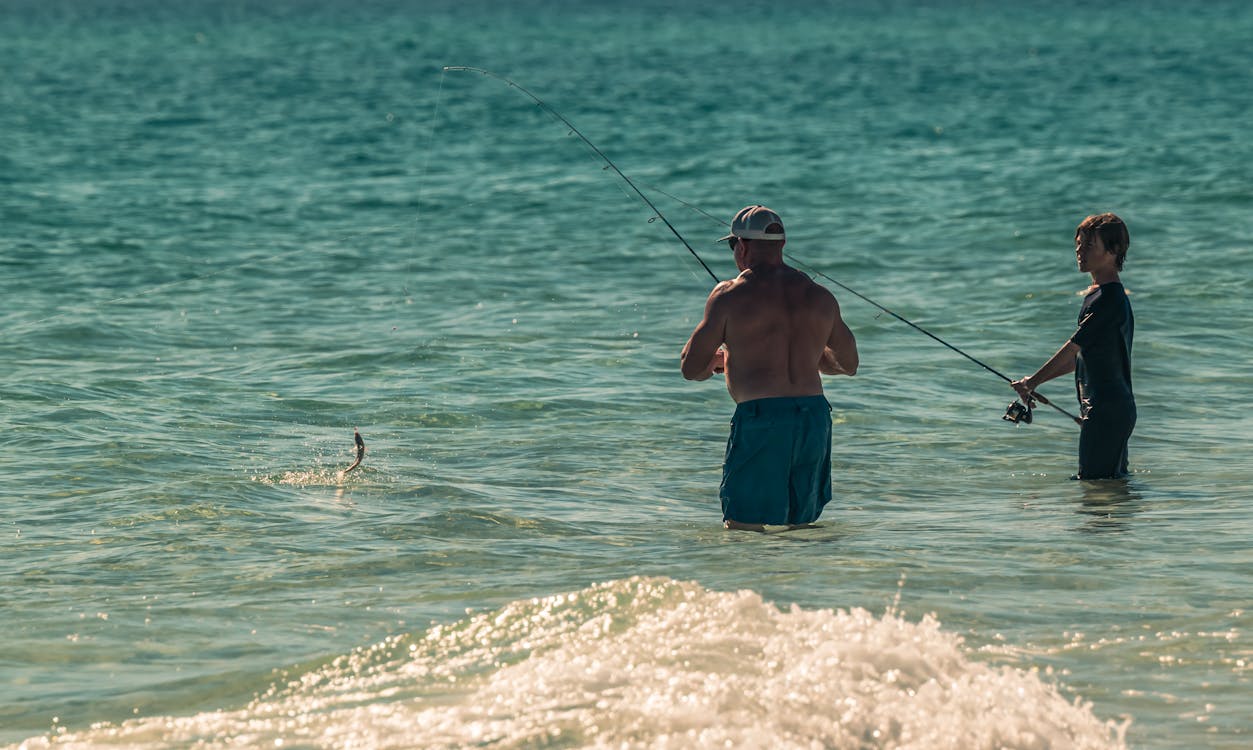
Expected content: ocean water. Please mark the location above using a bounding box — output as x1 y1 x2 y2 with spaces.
2 1 1250 748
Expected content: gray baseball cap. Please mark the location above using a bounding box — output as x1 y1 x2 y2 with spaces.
718 205 786 242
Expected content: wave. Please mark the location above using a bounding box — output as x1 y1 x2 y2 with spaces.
13 577 1127 749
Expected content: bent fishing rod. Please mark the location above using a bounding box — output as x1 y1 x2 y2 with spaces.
443 66 1079 426
444 66 718 284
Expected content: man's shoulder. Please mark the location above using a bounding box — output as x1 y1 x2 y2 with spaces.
1089 283 1130 310
792 272 837 311
709 276 746 301
705 277 749 317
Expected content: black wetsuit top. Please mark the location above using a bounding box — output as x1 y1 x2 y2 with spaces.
1069 281 1136 478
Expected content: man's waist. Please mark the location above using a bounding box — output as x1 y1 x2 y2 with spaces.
733 395 831 418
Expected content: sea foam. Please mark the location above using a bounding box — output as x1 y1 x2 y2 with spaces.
16 577 1127 749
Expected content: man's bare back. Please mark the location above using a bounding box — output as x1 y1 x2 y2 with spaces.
682 262 857 402
718 265 847 401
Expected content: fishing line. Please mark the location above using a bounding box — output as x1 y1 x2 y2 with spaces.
784 254 1081 424
4 78 459 471
6 245 306 337
440 66 1079 427
634 184 1080 424
405 69 451 297
6 217 421 341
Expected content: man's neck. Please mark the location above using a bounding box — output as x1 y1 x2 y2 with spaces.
743 256 786 273
1090 269 1121 285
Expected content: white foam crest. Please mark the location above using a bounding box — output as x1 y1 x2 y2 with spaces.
15 577 1128 750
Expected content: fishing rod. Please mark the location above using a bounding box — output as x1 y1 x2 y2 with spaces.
443 66 718 284
788 257 1080 425
649 188 1081 426
444 66 1078 426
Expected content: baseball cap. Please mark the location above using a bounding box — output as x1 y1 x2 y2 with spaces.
718 205 786 242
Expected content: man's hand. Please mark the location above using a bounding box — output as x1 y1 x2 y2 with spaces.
1010 377 1036 403
819 346 854 376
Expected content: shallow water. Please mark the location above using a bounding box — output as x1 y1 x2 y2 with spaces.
2 1 1250 748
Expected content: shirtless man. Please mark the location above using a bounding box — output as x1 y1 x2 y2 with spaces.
681 205 858 530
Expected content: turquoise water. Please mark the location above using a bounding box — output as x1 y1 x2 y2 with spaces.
3 1 1250 747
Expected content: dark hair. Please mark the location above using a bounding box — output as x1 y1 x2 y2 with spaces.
1077 213 1130 270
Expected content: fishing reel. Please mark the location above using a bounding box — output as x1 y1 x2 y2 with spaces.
1002 399 1034 424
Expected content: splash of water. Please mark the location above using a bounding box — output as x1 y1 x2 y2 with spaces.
15 577 1127 749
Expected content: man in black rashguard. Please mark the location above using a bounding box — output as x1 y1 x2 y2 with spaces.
1012 213 1136 479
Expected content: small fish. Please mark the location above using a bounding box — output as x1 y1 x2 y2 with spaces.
341 428 366 474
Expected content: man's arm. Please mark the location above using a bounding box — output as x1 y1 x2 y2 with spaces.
1012 341 1078 400
681 284 731 381
819 298 858 376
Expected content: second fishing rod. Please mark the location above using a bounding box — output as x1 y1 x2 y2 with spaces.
443 66 1079 426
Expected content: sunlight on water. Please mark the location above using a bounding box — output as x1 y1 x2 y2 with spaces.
16 578 1127 749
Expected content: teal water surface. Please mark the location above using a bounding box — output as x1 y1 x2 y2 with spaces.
2 1 1250 747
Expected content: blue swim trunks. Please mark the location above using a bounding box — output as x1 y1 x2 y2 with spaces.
719 395 833 525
